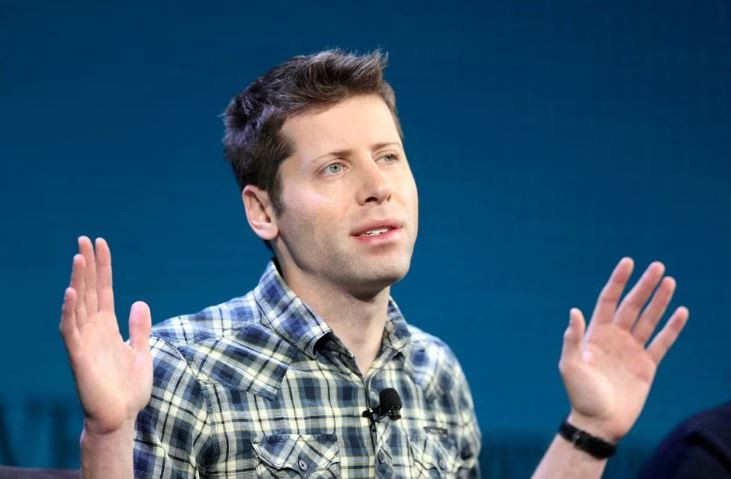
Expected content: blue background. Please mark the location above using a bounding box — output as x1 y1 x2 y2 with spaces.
1 1 729 476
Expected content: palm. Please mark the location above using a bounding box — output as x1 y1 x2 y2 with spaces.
72 311 152 433
60 237 153 435
559 259 688 442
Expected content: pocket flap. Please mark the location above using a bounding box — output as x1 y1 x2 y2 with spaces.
409 430 457 474
252 433 339 472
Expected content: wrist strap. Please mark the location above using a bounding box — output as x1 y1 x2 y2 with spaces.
558 419 617 459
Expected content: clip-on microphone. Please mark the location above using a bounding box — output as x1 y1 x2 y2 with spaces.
362 388 402 431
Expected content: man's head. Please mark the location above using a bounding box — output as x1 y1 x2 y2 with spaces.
223 49 402 216
224 50 418 298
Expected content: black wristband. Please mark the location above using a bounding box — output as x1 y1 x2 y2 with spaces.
558 419 617 459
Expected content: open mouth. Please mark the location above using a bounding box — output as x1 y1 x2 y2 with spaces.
356 227 395 237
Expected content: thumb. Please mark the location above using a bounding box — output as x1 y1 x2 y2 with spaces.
129 301 152 353
561 307 586 362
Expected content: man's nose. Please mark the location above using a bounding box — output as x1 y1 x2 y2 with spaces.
356 162 392 205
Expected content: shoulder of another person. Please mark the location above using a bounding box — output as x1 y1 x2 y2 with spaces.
681 402 731 453
639 402 731 479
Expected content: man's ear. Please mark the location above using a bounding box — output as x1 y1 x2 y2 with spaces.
242 185 279 241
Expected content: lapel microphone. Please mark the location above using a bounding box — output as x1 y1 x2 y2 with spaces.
362 388 402 430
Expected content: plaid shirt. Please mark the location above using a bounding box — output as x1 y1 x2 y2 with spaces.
134 261 481 478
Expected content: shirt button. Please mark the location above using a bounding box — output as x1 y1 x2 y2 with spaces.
438 458 447 469
377 451 386 463
298 458 308 471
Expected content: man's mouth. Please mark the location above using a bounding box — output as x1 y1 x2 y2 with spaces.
351 221 403 243
356 227 394 237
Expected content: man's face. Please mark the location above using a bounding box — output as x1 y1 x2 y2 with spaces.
272 94 419 297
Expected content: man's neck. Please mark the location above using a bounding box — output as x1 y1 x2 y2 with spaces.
278 264 390 376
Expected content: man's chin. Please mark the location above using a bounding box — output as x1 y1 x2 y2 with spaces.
344 262 411 298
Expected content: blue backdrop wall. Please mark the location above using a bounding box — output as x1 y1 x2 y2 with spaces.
1 1 729 476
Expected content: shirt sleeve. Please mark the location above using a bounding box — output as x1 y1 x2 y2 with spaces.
133 336 214 478
452 355 482 479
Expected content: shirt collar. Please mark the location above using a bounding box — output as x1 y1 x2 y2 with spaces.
253 260 412 358
383 299 412 353
253 260 331 359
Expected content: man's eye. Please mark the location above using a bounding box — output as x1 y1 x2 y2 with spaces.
323 163 344 175
381 153 399 163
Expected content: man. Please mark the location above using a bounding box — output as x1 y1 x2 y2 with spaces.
59 50 689 478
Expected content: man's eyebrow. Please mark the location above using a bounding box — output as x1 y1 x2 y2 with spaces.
371 141 402 150
312 142 402 162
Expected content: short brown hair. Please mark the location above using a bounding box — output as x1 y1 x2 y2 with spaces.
222 49 402 215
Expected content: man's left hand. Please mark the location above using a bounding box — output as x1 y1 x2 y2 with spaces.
559 257 689 443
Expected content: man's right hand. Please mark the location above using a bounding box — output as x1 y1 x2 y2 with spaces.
60 236 153 436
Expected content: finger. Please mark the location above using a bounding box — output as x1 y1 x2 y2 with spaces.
95 237 115 313
561 308 586 363
129 301 152 353
647 306 689 364
78 236 99 315
632 276 676 344
70 254 89 328
590 257 634 326
59 287 81 351
614 261 665 330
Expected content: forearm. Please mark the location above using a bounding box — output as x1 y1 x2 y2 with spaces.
532 434 607 479
80 421 135 479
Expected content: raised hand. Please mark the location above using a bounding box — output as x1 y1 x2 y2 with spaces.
559 258 689 442
60 236 153 436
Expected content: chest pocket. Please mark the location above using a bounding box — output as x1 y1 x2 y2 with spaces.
409 431 460 478
252 433 340 478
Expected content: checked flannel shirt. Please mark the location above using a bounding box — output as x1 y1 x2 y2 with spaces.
133 260 481 478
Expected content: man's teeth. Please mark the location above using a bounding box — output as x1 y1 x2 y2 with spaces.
359 227 390 237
